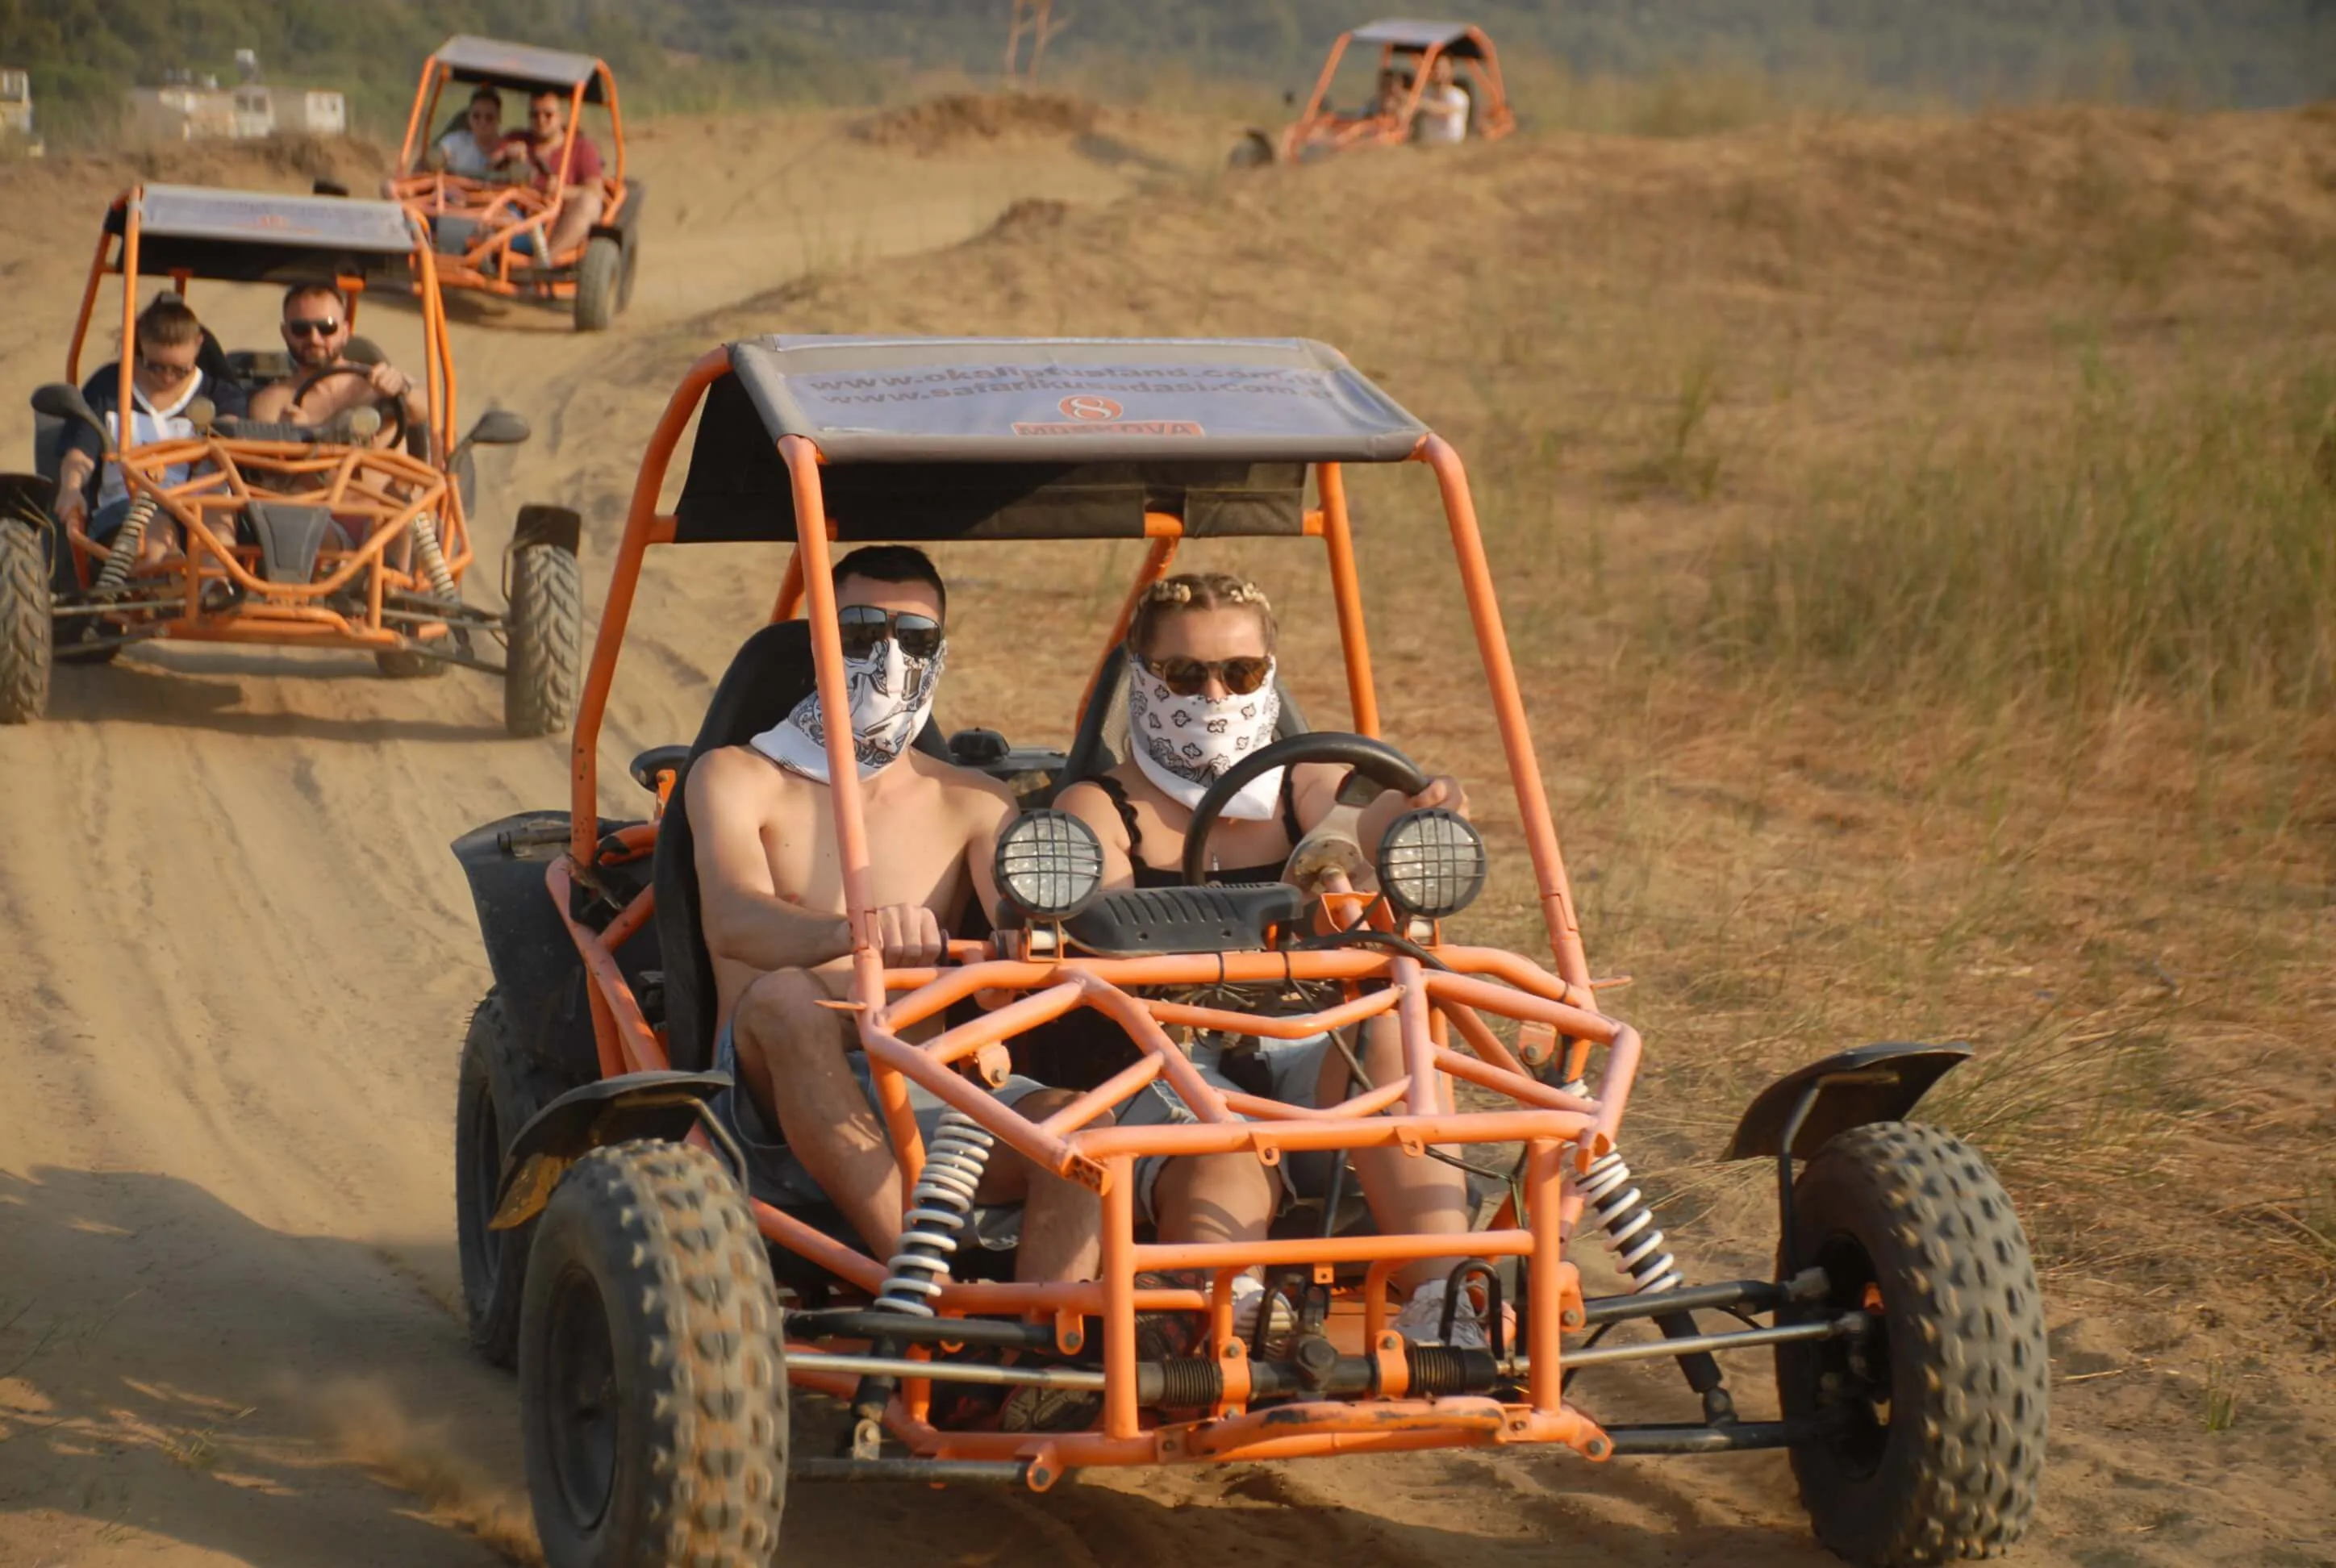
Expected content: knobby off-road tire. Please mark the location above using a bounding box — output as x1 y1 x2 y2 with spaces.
616 229 640 314
1778 1122 2049 1566
1227 131 1275 169
0 519 53 723
520 1141 789 1568
456 991 565 1368
574 236 622 332
505 540 581 738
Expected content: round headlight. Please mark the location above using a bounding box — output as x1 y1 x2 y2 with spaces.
1376 808 1487 921
994 809 1105 921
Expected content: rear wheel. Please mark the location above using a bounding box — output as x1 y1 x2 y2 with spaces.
456 992 563 1368
1778 1122 2048 1566
1227 131 1276 169
616 230 640 314
520 1141 788 1568
0 519 52 724
574 237 621 332
505 539 582 738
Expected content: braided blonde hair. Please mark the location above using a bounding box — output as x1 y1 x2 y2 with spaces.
1128 571 1278 657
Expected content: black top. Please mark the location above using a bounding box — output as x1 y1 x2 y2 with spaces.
60 361 250 474
1091 774 1301 889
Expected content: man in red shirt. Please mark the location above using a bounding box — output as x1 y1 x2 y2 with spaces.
498 87 605 261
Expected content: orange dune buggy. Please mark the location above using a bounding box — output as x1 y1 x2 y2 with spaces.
451 336 2047 1566
1232 19 1517 167
389 35 640 332
0 184 581 733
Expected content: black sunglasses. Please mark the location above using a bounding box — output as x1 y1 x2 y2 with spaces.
284 317 341 338
1139 652 1273 698
838 605 944 661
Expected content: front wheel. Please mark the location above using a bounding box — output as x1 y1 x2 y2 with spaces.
519 1141 789 1568
1778 1122 2048 1566
0 519 53 723
574 236 621 332
504 539 581 738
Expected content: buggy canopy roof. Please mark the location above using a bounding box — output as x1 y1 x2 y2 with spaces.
430 35 608 102
110 185 421 281
1350 19 1489 56
675 335 1429 544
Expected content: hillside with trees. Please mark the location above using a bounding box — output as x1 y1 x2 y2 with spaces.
3 0 2330 146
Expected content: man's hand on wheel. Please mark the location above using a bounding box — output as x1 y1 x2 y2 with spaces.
366 362 413 402
862 903 945 967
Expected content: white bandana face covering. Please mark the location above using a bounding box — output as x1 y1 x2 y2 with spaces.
750 634 947 783
1127 656 1283 820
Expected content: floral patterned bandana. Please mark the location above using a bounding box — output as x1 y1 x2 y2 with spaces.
1126 655 1283 820
749 635 947 783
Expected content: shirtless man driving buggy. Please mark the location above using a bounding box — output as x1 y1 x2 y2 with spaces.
686 546 1103 1283
248 283 427 446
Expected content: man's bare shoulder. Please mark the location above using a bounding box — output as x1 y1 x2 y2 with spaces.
903 751 1015 823
689 744 813 816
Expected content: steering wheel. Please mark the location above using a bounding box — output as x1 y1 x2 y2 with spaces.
1181 732 1429 888
286 363 407 448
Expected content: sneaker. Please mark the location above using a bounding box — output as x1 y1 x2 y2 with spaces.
1230 1274 1297 1345
1392 1279 1491 1349
999 1383 1103 1432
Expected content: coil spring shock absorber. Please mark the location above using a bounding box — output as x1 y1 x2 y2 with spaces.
411 512 457 599
94 495 156 594
1560 1086 1733 1420
847 1109 995 1457
1575 1149 1683 1296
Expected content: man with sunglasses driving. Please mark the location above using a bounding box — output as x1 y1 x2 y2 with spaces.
52 292 247 571
246 284 425 447
688 546 1107 1332
496 87 605 262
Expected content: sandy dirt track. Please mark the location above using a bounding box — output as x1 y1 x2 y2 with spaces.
2 102 2330 1566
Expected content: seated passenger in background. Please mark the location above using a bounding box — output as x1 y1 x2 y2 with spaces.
1412 56 1471 146
498 88 604 259
52 292 247 570
427 85 505 177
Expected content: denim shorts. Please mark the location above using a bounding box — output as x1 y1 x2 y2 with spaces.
708 1020 1046 1211
1116 1032 1345 1221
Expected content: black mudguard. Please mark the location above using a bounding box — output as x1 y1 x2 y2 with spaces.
511 503 582 555
490 1070 732 1230
1724 1042 1973 1161
450 810 661 1086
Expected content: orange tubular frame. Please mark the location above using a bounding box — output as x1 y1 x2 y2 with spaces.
559 357 1638 1477
54 186 473 655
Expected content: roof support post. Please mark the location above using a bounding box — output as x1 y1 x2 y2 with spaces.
1418 435 1590 991
1317 461 1380 736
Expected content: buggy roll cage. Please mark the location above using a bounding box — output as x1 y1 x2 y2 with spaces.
557 336 1640 1469
66 185 456 461
391 35 629 290
1284 19 1516 159
47 185 483 650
